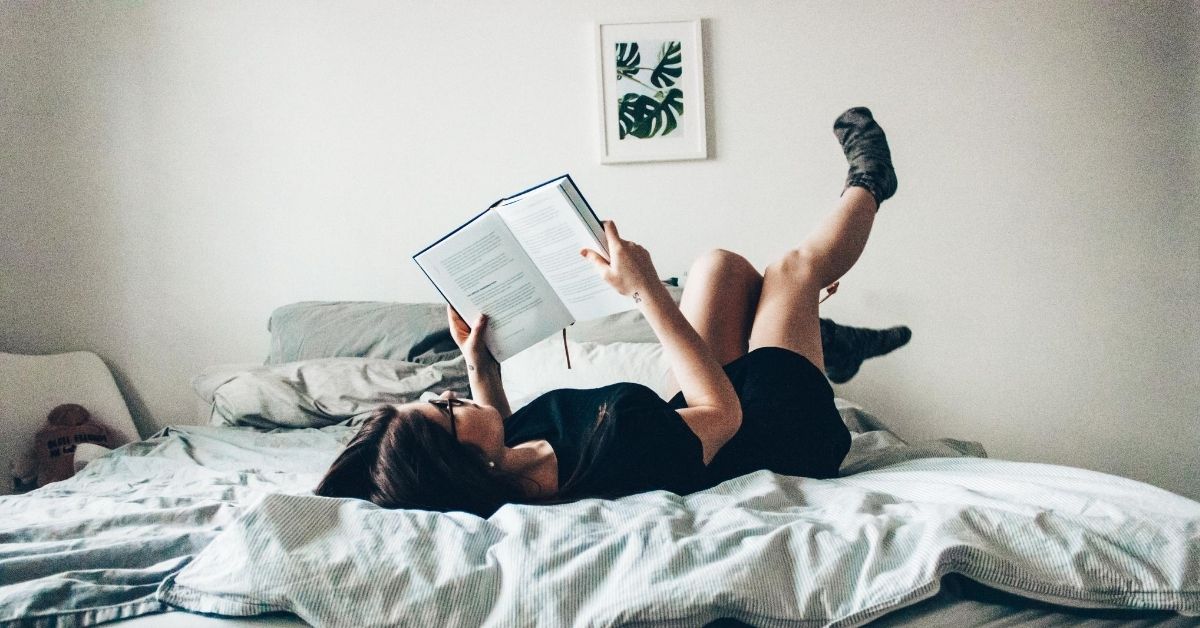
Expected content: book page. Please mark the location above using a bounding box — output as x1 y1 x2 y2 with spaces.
497 184 633 322
414 211 574 362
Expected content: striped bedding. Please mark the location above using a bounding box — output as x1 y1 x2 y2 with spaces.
156 458 1200 627
2 407 1197 627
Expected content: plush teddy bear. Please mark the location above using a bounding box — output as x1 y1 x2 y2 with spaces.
33 403 110 487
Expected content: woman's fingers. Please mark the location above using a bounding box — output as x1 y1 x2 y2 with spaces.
587 220 659 297
447 306 468 341
447 304 467 327
604 220 620 239
602 220 623 252
456 313 491 362
448 305 487 330
580 247 611 271
449 307 489 352
461 313 485 344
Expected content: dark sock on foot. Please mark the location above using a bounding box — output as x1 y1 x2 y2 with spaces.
820 318 912 384
833 107 898 208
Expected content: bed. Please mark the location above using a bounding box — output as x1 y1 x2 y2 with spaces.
2 295 1197 628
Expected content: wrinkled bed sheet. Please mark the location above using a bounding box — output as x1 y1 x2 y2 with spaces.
1 410 1196 627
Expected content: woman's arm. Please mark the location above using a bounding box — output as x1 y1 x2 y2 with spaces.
581 222 742 465
466 360 513 420
447 307 513 420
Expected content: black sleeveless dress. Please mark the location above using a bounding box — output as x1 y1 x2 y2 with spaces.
503 346 851 499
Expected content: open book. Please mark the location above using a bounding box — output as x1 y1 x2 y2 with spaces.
414 175 634 362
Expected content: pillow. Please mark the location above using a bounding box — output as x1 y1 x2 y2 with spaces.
207 357 470 429
264 283 683 365
502 338 672 410
191 362 263 405
559 283 683 344
0 351 140 496
266 302 460 365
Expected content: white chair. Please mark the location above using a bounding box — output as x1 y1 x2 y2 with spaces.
0 351 140 495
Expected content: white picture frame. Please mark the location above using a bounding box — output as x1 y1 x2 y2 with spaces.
595 19 708 164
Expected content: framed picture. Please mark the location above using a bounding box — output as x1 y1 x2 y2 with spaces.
595 19 708 164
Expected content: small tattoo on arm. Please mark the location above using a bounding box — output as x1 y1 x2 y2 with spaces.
467 364 476 371
632 291 642 304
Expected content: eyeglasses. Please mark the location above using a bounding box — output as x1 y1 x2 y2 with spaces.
429 397 469 438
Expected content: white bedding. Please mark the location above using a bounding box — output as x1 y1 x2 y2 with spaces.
2 399 1197 628
156 457 1200 627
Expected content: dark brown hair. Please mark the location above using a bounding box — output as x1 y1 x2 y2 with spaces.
314 400 617 518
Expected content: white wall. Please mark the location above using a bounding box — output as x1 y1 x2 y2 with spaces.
2 1 1197 500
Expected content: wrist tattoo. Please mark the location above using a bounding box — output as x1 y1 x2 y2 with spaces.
467 364 476 371
632 291 642 304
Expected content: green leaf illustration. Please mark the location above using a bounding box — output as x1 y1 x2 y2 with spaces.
617 88 684 139
649 41 682 88
615 42 640 80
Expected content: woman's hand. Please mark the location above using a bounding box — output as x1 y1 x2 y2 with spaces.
447 306 498 371
579 221 660 300
447 306 512 418
581 221 742 465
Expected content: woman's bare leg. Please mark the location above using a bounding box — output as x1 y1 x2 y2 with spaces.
664 249 762 398
747 106 896 372
677 249 764 366
747 186 878 371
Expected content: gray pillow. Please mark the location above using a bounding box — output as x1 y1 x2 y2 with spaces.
267 302 459 365
208 357 470 429
265 282 683 364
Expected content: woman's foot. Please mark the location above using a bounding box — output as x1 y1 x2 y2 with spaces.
833 107 897 208
820 318 912 383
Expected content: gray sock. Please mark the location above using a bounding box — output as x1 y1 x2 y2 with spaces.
821 318 912 383
833 107 898 208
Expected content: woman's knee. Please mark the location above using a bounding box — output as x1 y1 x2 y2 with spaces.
691 248 759 281
764 247 825 288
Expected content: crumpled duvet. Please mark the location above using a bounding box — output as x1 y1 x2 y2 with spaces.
156 458 1200 627
0 425 350 627
2 407 1195 628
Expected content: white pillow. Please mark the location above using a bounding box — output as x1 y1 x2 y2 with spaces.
501 339 673 410
0 351 140 495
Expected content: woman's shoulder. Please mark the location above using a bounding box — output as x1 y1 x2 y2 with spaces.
523 381 663 406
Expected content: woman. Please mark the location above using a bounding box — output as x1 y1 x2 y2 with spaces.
315 106 898 517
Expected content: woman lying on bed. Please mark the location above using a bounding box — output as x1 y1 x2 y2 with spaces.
316 107 899 517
